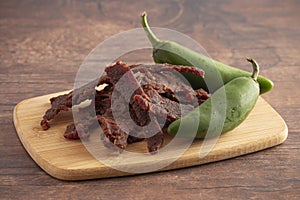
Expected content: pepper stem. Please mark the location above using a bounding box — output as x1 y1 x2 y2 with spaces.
141 11 160 47
246 57 260 80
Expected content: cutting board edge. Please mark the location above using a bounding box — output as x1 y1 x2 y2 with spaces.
13 97 132 180
44 125 288 181
13 101 58 176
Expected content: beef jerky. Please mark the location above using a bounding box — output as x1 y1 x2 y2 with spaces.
131 64 204 102
97 116 128 151
40 92 72 130
100 63 159 151
127 135 144 144
147 129 164 153
64 123 89 139
195 88 211 104
41 72 113 130
134 86 194 125
41 61 208 154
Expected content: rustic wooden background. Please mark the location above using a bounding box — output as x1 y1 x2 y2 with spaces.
1 0 299 199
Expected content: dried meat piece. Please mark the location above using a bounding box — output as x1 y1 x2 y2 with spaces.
195 88 211 104
98 64 155 151
131 64 204 102
64 123 89 139
147 130 164 154
97 116 128 151
105 61 131 84
40 61 209 154
41 92 72 130
40 71 113 131
134 89 193 125
127 135 144 144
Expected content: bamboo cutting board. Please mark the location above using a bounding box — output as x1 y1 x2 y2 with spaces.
13 91 288 180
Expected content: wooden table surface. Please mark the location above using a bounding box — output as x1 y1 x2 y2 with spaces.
1 0 299 199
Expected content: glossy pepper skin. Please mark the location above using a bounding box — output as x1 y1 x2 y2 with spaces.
167 58 260 138
141 12 273 94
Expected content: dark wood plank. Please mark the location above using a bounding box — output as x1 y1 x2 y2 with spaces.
0 0 299 199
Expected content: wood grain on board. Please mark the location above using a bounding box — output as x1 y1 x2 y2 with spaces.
13 92 287 180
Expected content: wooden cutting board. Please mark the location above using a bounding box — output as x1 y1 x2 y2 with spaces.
13 91 288 180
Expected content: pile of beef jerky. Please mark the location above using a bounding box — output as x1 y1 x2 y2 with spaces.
40 61 210 153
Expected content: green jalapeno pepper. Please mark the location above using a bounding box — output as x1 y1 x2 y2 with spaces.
167 58 260 138
141 12 273 94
